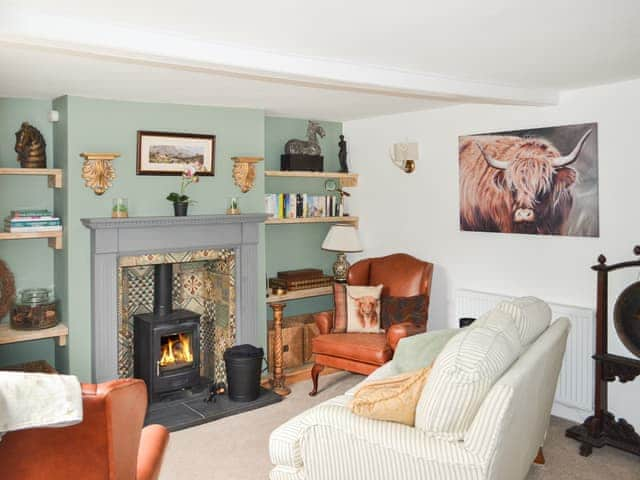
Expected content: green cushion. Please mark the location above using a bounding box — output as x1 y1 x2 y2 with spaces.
393 328 460 373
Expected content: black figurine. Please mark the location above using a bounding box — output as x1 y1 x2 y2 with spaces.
338 135 348 173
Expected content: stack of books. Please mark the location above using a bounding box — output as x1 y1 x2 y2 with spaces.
265 193 342 219
269 268 334 292
5 209 62 233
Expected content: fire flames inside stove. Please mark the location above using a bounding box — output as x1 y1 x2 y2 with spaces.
159 332 194 373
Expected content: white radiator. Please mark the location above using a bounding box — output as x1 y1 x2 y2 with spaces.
455 289 595 422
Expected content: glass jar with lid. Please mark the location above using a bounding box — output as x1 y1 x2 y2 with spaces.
11 288 58 330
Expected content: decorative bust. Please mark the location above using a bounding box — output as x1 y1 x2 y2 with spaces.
338 135 348 173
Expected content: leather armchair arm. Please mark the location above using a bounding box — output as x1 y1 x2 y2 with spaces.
137 424 170 480
386 322 426 351
314 311 334 335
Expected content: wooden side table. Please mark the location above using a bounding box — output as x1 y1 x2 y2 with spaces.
266 285 333 396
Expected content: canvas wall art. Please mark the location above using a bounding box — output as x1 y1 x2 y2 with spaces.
458 122 598 237
137 131 215 176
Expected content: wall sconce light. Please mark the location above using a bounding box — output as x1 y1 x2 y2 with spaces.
390 142 418 173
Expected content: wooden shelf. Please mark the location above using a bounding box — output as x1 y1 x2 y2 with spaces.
0 168 63 188
266 285 333 304
265 216 358 225
0 323 68 347
265 170 358 188
0 231 63 249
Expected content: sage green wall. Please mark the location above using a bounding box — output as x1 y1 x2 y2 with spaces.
55 96 266 382
0 99 343 379
0 98 55 367
264 117 343 318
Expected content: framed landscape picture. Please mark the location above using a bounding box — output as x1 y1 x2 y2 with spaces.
136 131 215 176
458 122 598 237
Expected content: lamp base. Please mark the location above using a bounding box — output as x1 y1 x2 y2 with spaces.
332 252 350 283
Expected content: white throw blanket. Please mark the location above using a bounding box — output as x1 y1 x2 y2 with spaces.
0 371 82 439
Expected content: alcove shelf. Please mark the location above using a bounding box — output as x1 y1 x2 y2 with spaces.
264 170 358 188
264 216 358 225
266 285 333 304
0 231 63 250
0 323 68 347
0 168 63 188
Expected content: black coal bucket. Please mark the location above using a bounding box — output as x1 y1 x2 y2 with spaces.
224 344 264 402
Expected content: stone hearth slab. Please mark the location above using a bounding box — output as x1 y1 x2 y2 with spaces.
145 387 282 432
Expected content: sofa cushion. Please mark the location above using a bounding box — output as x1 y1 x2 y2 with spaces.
380 294 428 330
312 333 392 365
332 283 348 333
415 309 522 439
393 328 460 373
346 285 383 333
350 367 431 426
495 296 551 346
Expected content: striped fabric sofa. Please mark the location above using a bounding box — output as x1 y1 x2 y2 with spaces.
269 299 570 480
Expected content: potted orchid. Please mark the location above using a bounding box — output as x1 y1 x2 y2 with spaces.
166 165 200 216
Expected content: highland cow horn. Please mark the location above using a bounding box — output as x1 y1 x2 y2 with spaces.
475 141 509 170
551 129 593 167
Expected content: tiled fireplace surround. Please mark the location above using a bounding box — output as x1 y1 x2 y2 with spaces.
82 214 268 383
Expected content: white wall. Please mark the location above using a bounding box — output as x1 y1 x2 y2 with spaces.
344 78 640 427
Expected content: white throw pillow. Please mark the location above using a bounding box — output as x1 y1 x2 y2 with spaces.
415 309 522 439
494 296 551 346
346 284 383 333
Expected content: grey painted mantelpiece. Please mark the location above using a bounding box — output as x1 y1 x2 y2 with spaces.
82 214 269 383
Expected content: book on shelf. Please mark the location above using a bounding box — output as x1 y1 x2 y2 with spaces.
264 193 342 219
6 219 61 227
5 225 62 233
269 275 334 291
277 268 324 281
5 211 61 232
10 209 54 218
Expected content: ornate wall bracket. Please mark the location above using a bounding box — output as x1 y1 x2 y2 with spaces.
80 152 119 195
231 156 263 193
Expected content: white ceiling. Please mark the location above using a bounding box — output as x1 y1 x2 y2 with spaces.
1 0 639 120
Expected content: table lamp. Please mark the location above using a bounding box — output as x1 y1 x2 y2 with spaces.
321 224 363 282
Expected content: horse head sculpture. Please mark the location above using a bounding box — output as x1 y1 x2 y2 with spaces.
15 122 46 168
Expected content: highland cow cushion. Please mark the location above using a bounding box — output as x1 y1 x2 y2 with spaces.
346 285 383 333
380 294 428 330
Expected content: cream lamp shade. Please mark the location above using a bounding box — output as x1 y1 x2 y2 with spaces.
322 224 362 252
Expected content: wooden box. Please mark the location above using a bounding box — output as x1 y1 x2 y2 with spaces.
280 154 324 172
268 320 305 373
304 320 320 364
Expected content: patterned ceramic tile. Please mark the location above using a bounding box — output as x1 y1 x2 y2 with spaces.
117 249 236 382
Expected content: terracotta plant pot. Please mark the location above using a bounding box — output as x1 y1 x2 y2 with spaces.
173 202 189 216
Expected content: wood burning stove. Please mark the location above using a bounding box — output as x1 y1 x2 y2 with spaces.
134 263 201 401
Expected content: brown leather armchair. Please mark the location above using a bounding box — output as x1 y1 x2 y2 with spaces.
310 253 433 395
0 378 170 480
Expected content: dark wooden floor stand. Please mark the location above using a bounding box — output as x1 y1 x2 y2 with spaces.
566 248 640 457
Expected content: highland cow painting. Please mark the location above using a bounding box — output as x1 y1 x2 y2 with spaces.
458 123 598 237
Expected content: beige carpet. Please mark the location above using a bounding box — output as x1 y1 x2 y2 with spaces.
160 373 639 479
